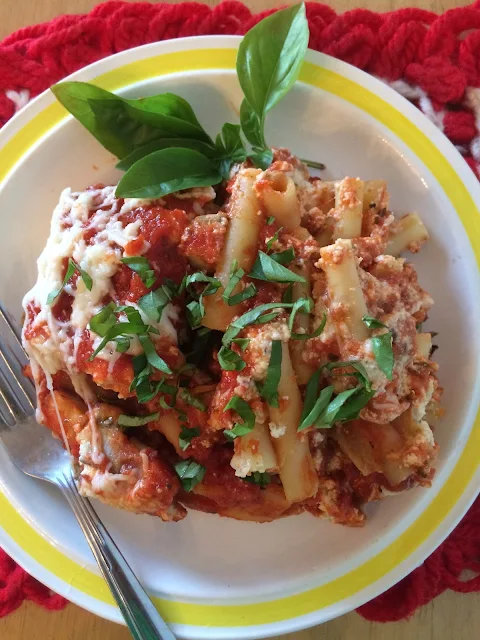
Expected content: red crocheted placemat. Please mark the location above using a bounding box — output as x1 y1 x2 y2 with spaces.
1 0 480 625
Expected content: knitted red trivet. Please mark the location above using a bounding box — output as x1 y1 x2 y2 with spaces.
0 0 479 625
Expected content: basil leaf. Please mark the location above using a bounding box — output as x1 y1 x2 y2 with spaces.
282 283 294 303
292 311 326 341
371 333 394 380
227 284 257 306
186 300 204 329
179 426 200 451
288 297 312 331
222 302 295 346
89 303 117 336
362 315 388 330
178 388 206 412
118 412 159 427
325 360 372 392
90 321 148 360
215 123 247 178
115 305 144 326
316 387 360 427
266 216 275 225
47 258 92 304
300 368 322 427
121 256 156 288
250 251 305 284
232 338 250 350
244 471 271 488
138 334 172 374
237 3 309 119
334 387 375 423
218 345 246 372
258 340 282 407
222 262 245 304
249 147 273 171
298 385 334 431
174 459 206 492
51 82 212 158
137 286 173 322
239 99 266 148
117 138 216 170
114 336 131 353
270 249 295 266
223 396 256 440
116 148 222 199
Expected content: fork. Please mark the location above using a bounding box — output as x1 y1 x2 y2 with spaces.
0 304 176 640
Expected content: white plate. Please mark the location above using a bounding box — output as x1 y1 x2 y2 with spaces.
1 36 480 640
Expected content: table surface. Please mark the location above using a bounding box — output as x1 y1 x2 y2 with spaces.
1 0 478 638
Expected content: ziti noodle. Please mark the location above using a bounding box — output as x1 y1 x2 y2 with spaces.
22 150 441 526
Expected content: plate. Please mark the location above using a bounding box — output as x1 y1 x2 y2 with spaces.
1 36 480 640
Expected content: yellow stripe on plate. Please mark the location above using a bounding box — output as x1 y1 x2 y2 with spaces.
1 47 479 628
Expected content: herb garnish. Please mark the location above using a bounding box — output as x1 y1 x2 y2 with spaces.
223 396 256 440
362 315 394 380
121 256 156 289
174 459 206 491
244 471 271 488
118 412 160 428
47 258 93 305
179 426 200 451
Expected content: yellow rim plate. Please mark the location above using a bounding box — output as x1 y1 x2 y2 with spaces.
1 41 479 634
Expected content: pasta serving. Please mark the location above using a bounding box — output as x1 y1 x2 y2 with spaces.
22 149 441 527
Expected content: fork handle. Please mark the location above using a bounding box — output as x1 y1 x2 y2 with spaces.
57 472 176 640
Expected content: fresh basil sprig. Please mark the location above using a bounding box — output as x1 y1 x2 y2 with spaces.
236 3 309 168
116 147 222 198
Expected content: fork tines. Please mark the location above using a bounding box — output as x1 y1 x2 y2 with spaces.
0 303 36 425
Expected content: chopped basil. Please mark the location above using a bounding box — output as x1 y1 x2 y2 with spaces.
184 272 221 328
138 285 174 322
371 333 394 381
178 388 206 412
244 471 271 488
179 426 200 451
118 412 159 427
89 302 117 336
138 334 172 374
249 251 305 283
291 311 326 341
121 256 156 289
266 216 275 225
258 340 282 407
298 385 333 431
282 283 293 303
232 338 250 350
218 345 246 371
287 297 312 331
362 316 394 380
266 227 283 251
223 396 256 440
47 258 93 305
222 302 295 346
362 315 388 330
270 247 295 265
227 284 257 306
298 360 376 431
89 321 148 360
114 335 131 352
222 261 246 305
174 459 206 492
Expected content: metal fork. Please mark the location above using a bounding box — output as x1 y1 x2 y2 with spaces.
0 304 176 640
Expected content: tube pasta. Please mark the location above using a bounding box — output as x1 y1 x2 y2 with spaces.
256 170 301 229
386 213 429 256
202 168 262 330
231 420 278 475
268 343 318 503
320 239 369 343
289 263 316 385
332 177 364 240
